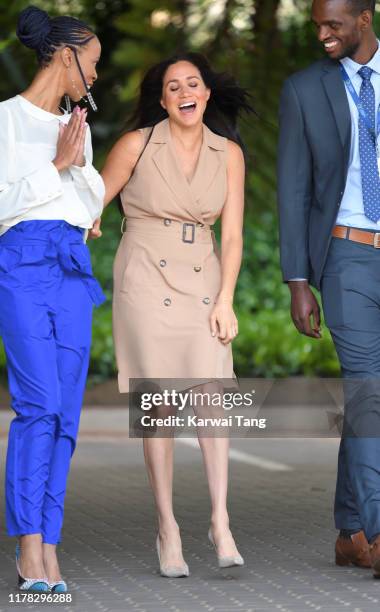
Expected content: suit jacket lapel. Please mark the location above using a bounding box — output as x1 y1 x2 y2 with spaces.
322 60 351 160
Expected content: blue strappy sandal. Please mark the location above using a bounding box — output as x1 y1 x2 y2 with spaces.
49 580 68 593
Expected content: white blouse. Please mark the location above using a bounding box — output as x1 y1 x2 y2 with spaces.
0 94 105 236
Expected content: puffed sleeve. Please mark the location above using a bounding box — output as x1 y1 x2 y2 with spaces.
0 103 64 223
69 123 105 221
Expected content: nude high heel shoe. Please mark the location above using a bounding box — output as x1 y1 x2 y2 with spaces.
156 534 190 578
208 528 244 568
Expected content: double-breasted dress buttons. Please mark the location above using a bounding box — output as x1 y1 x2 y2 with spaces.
161 256 169 304
164 218 171 226
194 266 201 272
203 297 210 305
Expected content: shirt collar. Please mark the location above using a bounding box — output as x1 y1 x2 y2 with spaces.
340 40 380 78
16 95 71 123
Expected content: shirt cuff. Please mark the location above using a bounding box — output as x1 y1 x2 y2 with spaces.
69 157 103 192
288 278 308 281
25 162 63 205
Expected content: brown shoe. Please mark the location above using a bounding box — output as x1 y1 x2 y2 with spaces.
335 531 371 568
369 535 380 578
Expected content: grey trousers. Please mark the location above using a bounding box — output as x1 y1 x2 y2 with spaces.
321 234 380 541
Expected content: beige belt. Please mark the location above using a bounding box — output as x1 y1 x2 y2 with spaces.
121 216 214 244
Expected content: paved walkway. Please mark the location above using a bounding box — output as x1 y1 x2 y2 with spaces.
0 409 379 611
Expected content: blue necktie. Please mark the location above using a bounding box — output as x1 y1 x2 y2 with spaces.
358 66 380 223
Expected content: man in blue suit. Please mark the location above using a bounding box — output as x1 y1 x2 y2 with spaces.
278 0 380 577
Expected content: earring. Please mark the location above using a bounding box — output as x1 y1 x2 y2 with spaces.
70 77 85 103
70 76 98 111
86 89 98 112
64 95 71 113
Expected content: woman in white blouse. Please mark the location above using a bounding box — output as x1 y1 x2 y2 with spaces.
0 6 104 593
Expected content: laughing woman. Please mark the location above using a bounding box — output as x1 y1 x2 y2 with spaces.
101 53 253 577
0 6 104 592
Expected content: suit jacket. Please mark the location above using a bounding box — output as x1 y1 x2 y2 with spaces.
277 58 352 290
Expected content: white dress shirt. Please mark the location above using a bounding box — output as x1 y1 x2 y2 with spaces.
337 42 380 229
0 94 105 236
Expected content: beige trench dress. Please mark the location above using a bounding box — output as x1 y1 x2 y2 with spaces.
113 118 236 392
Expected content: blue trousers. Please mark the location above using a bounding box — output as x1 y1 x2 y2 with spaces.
0 221 105 544
321 235 380 542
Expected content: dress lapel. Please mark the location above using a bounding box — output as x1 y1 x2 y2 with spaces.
191 124 223 204
151 118 225 222
152 119 198 220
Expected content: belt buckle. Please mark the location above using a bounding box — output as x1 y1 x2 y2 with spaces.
374 233 380 248
121 217 127 235
182 223 195 243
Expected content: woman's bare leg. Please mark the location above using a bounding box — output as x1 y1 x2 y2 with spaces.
42 544 62 583
143 433 186 568
18 534 47 580
195 382 241 558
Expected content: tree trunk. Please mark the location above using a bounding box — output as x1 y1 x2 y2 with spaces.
250 0 283 101
252 0 281 47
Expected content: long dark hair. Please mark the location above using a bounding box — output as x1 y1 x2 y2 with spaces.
17 5 95 66
127 52 255 151
117 53 255 216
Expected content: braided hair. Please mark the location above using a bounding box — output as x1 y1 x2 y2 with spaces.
17 5 95 66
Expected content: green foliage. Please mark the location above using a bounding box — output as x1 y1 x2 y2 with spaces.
0 0 356 381
230 208 339 378
233 309 340 377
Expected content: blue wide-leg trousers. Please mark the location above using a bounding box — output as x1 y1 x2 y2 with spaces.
0 221 105 544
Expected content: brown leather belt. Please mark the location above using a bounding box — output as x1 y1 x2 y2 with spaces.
332 225 380 248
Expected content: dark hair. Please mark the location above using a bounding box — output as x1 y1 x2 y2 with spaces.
345 0 376 15
127 52 255 150
17 5 95 66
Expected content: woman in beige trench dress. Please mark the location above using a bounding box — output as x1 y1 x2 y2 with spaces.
100 52 252 577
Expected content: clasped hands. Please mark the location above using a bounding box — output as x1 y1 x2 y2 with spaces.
52 106 103 239
53 105 88 172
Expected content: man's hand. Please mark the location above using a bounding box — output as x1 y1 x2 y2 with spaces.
288 280 321 338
